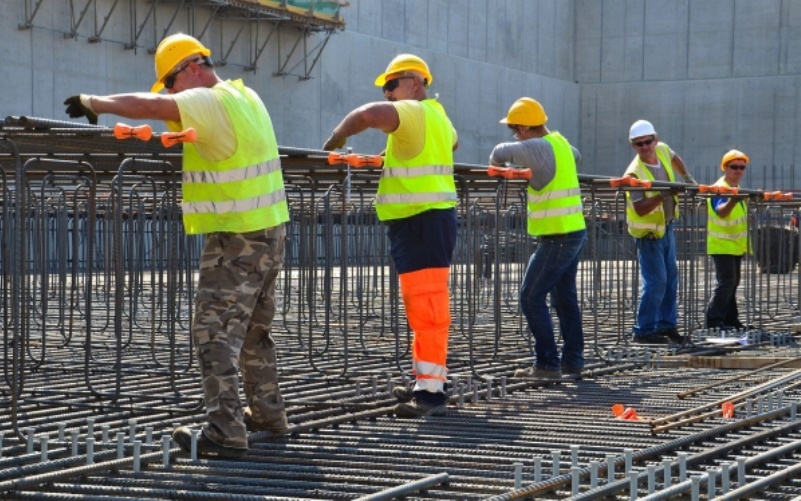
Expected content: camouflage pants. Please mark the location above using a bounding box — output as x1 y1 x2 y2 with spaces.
192 224 286 448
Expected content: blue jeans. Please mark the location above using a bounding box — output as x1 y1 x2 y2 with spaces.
519 229 587 371
633 223 678 337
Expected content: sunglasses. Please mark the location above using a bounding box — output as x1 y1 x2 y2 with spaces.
164 58 204 90
727 164 747 171
382 76 415 93
632 137 655 148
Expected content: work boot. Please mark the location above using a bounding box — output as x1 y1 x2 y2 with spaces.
392 386 414 403
172 426 247 459
394 399 447 418
561 365 583 379
631 334 670 345
244 407 288 437
514 366 562 379
657 328 684 343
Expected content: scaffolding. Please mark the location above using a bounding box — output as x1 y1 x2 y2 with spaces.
18 0 347 79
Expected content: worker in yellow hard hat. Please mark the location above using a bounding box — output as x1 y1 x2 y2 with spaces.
64 33 291 458
623 120 697 345
706 149 750 331
490 97 587 379
322 53 458 418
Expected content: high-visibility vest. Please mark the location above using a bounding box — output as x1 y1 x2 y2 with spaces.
376 100 457 221
180 79 289 235
707 177 747 255
526 132 586 236
624 143 679 239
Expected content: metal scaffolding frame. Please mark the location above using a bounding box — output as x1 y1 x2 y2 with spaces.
18 0 346 79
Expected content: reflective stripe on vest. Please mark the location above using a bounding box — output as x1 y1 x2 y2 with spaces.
377 99 457 221
182 158 281 184
707 177 748 255
414 360 448 381
526 132 586 236
180 79 289 235
379 164 453 178
182 189 287 215
623 143 677 239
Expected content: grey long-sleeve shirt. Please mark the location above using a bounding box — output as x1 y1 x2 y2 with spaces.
489 135 581 190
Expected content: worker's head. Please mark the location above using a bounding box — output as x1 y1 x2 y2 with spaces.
629 120 658 159
151 33 213 93
721 149 748 185
721 149 749 171
375 54 432 100
499 98 547 140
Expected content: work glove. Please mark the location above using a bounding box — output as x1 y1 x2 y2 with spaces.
322 133 347 151
63 94 98 125
682 174 697 185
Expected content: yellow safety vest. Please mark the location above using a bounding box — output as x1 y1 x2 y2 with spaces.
376 100 457 221
180 79 289 235
526 132 586 236
624 143 679 239
707 177 748 255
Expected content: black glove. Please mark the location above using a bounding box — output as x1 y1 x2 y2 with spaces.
64 95 98 125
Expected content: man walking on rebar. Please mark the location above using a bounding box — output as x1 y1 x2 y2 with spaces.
322 54 458 418
64 33 291 457
624 120 697 345
489 98 587 379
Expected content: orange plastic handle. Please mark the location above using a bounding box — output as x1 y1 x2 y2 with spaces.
161 128 197 148
327 152 383 168
487 165 532 180
610 176 652 189
114 123 153 141
699 185 739 195
764 191 793 201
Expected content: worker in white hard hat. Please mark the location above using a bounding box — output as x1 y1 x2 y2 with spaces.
706 149 751 331
322 54 459 418
64 33 291 458
623 120 697 345
489 98 587 380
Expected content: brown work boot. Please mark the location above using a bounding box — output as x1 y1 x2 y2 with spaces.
172 426 247 459
244 407 288 437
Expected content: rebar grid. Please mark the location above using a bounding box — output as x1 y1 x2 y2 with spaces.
2 120 801 499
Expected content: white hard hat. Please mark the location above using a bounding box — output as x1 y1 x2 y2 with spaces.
629 120 656 140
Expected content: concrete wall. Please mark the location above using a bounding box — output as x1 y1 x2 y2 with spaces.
575 0 801 189
1 0 579 168
2 0 800 189
328 0 579 165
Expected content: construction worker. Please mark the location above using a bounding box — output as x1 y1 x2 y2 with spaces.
624 120 697 345
322 54 458 417
64 33 290 457
490 98 587 378
706 149 750 331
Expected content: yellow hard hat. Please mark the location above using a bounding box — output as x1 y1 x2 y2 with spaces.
499 98 548 126
374 54 433 87
720 149 749 171
151 33 211 93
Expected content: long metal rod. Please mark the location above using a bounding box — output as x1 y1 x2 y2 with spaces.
353 472 450 501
